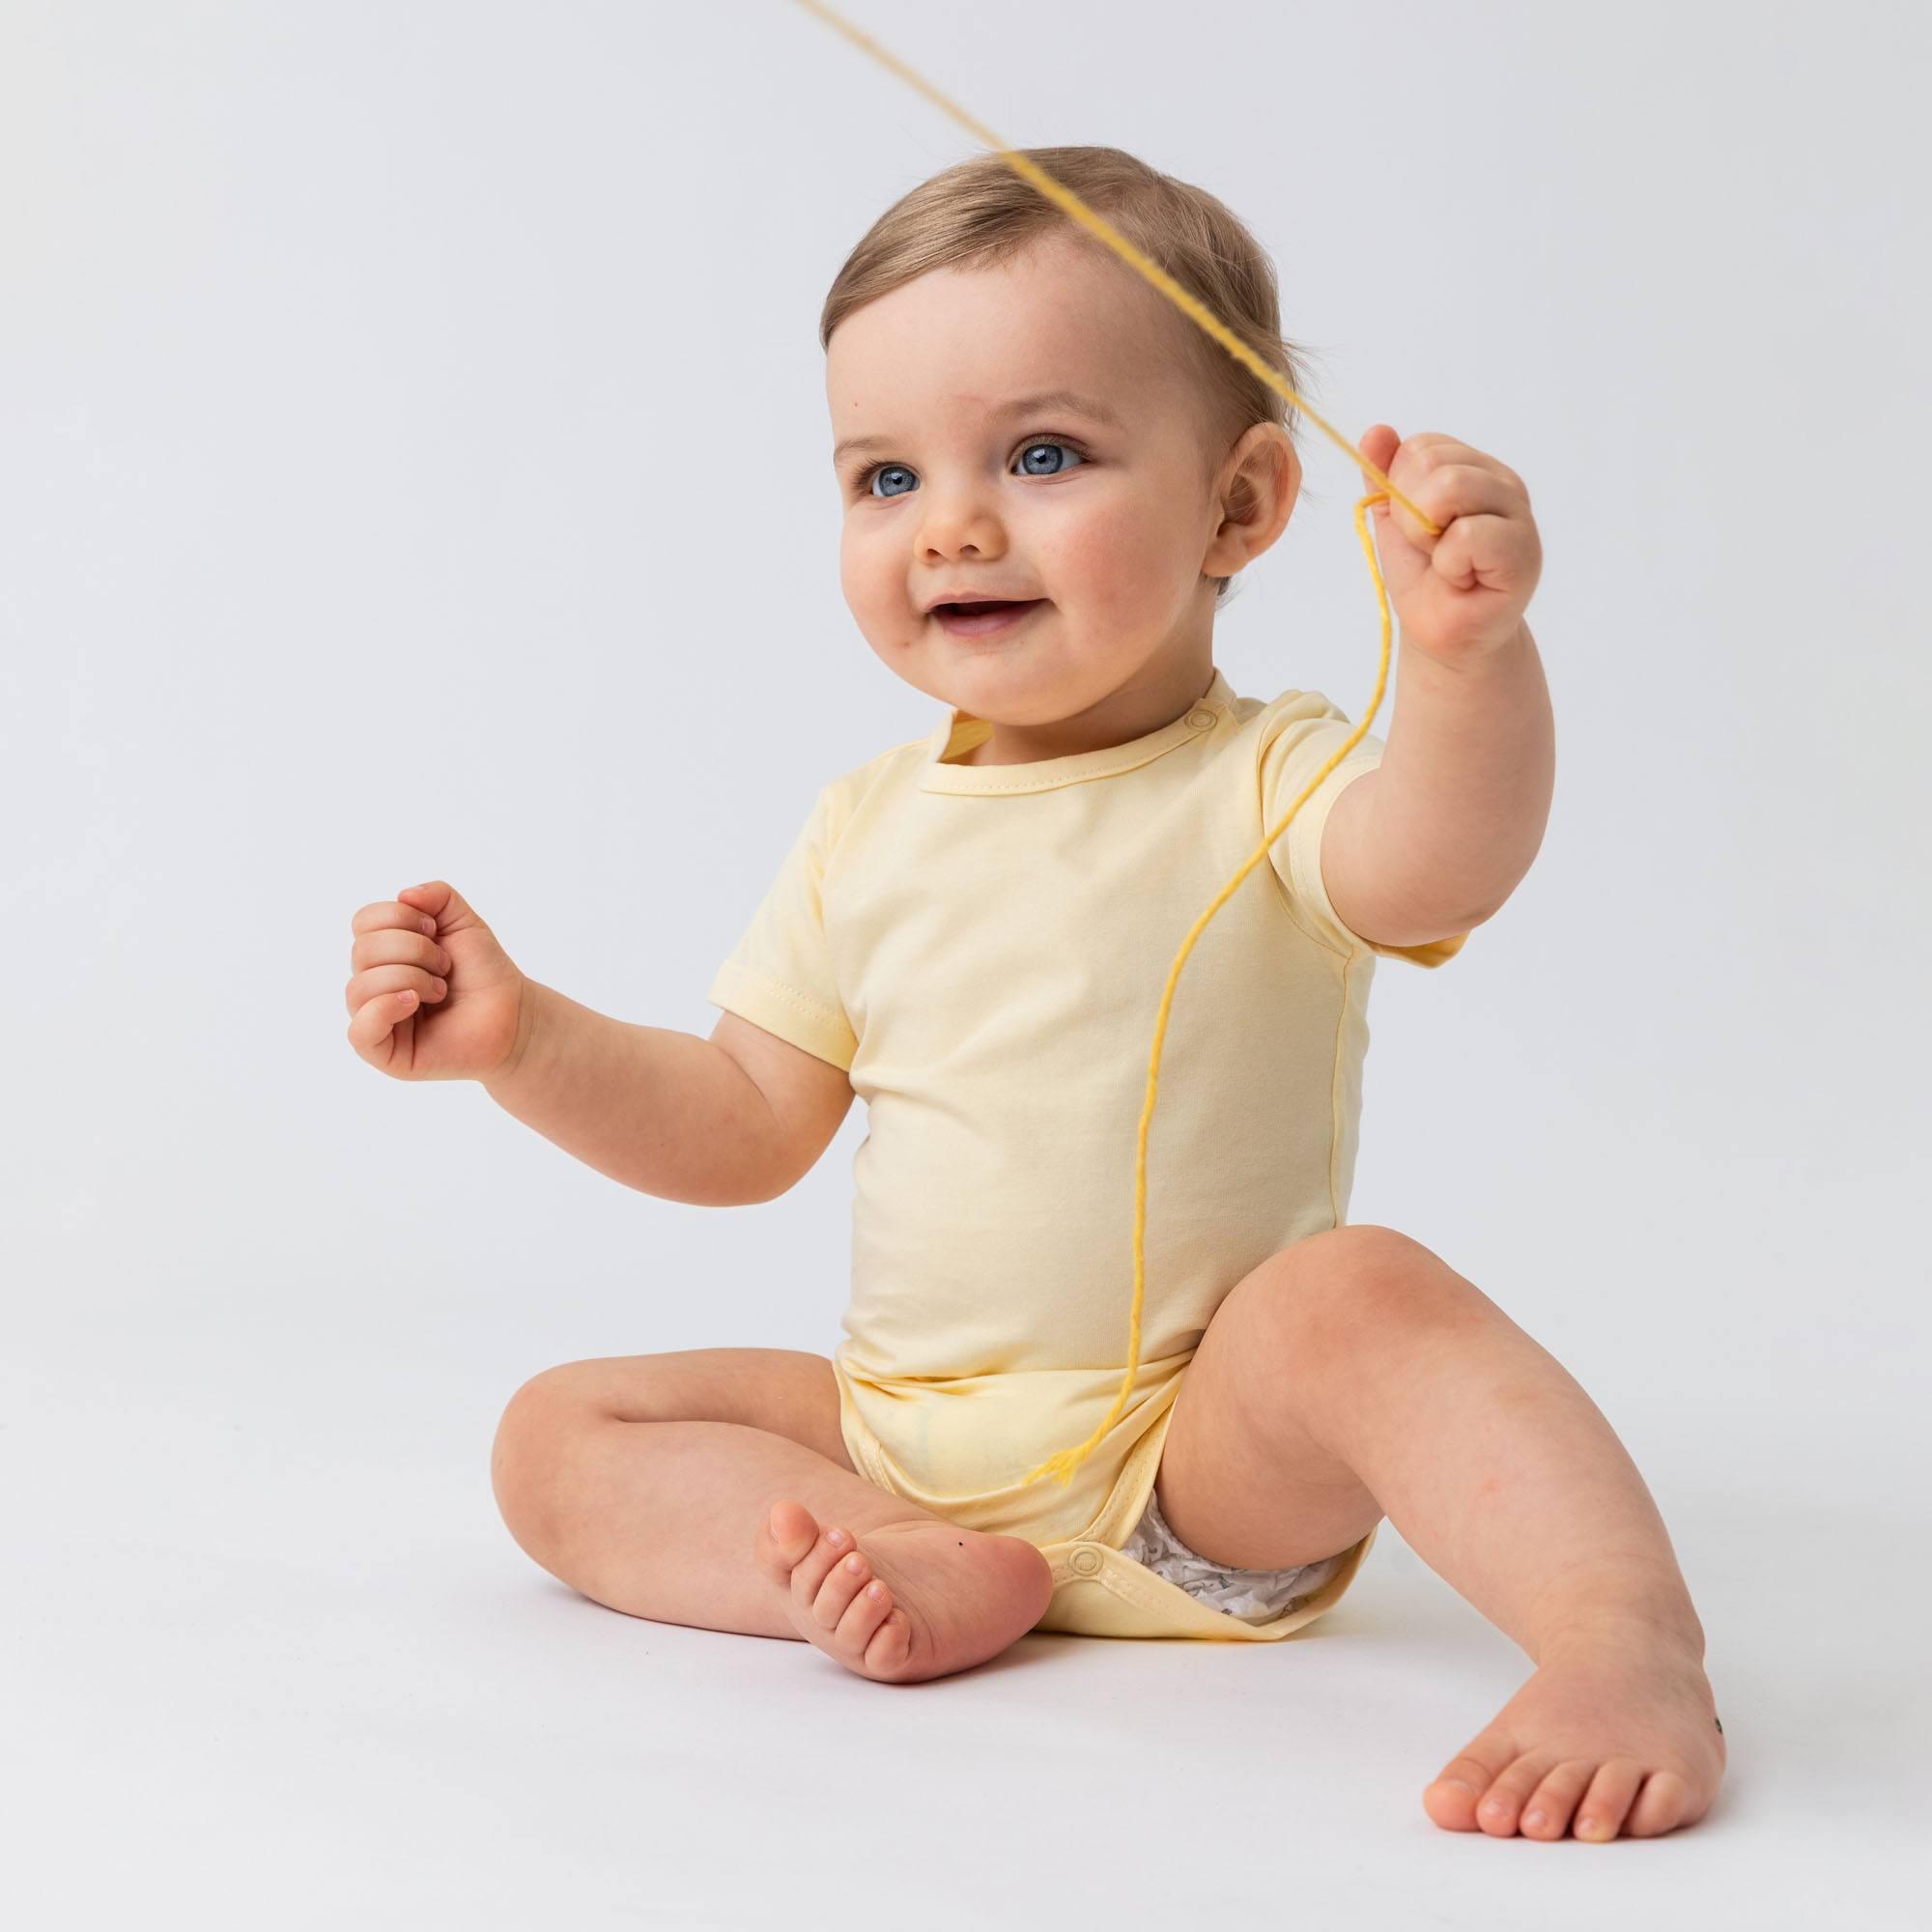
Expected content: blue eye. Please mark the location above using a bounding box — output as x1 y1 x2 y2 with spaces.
857 437 1088 499
1014 439 1084 477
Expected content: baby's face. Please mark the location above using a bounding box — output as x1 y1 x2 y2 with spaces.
826 229 1295 732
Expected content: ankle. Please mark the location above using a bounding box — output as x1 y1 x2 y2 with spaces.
1532 1600 1707 1666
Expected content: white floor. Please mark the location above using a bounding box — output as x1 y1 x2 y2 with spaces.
7 1292 1922 1931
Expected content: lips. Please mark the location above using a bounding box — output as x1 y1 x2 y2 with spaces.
931 598 1043 639
930 599 1037 617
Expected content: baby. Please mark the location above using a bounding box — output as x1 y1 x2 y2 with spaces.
344 146 1725 1842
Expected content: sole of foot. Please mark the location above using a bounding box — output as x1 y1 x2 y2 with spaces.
753 1498 1056 1684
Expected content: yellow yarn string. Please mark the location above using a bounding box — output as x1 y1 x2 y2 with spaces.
795 0 1447 1492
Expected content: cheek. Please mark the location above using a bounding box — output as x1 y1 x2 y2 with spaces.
838 518 891 613
1042 489 1177 615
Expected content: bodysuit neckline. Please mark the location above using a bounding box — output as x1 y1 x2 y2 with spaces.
919 666 1233 797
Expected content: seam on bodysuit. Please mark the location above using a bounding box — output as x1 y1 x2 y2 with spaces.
1326 950 1354 1225
717 960 848 1037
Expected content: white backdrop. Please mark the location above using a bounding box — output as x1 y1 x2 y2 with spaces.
3 2 1925 1924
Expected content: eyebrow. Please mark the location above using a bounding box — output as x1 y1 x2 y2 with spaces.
832 389 1126 467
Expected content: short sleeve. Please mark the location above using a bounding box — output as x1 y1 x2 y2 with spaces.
706 781 860 1070
1258 690 1470 970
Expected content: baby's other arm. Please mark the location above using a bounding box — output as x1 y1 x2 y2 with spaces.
707 1009 857 1198
484 983 848 1207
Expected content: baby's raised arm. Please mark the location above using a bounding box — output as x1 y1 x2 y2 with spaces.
343 880 794 1207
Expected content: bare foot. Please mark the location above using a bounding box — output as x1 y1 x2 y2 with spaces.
753 1499 1055 1684
1422 1614 1727 1840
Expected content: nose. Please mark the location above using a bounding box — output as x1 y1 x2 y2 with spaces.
915 476 1006 564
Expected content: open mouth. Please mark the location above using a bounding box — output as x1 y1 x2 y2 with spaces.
931 599 1044 637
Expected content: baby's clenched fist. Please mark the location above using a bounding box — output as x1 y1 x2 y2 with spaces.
343 879 528 1083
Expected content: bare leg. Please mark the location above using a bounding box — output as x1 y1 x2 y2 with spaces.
1157 1226 1727 1841
493 1371 1054 1682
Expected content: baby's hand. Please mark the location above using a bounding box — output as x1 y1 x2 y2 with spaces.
344 880 528 1083
1356 424 1542 666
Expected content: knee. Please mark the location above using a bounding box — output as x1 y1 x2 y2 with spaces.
490 1368 596 1565
1262 1225 1480 1363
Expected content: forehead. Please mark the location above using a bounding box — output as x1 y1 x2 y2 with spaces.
824 231 1185 426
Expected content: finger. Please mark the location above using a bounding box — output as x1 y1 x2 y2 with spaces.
1428 510 1538 594
1356 422 1401 497
395 880 469 938
1389 462 1524 551
1399 433 1525 497
354 898 440 940
1487 457 1528 499
1390 438 1529 514
346 986 420 1064
351 927 453 978
343 962 448 1019
1417 461 1525 521
1373 432 1463 540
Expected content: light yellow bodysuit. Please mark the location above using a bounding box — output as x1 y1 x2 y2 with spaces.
708 665 1469 1640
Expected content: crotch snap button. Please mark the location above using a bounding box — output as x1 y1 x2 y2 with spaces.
1069 1546 1103 1576
1186 708 1215 729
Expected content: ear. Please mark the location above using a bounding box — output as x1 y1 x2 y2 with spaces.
1203 422 1300 578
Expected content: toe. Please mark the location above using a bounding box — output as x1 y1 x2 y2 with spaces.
1475 1754 1555 1836
812 1548 874 1630
1520 1760 1596 1840
1624 1769 1696 1839
835 1575 895 1651
788 1527 855 1608
1423 1750 1505 1833
1573 1758 1646 1841
863 1606 914 1675
754 1500 821 1580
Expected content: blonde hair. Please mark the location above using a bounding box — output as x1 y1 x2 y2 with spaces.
820 145 1318 605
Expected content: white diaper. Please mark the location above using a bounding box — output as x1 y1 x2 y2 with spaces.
1121 1484 1347 1626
